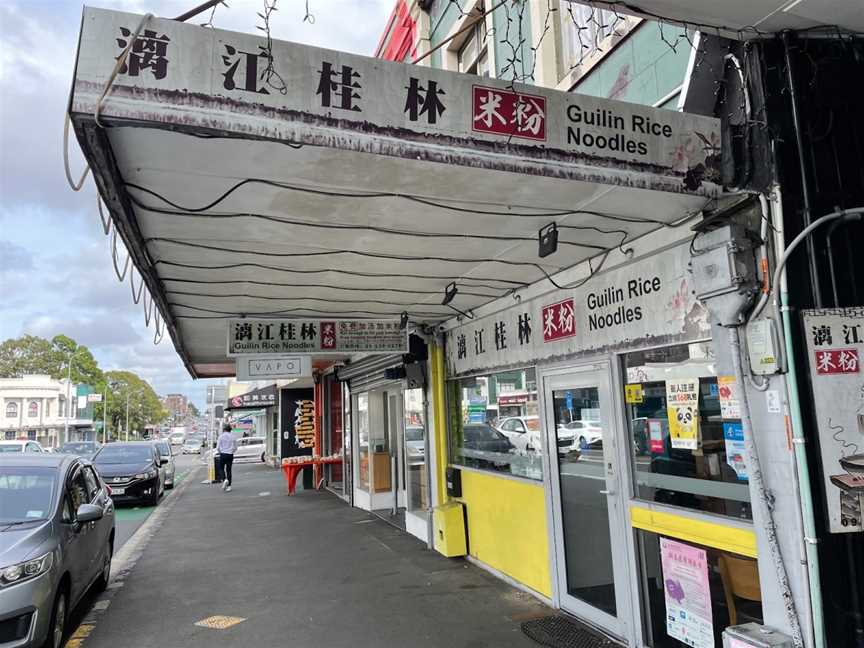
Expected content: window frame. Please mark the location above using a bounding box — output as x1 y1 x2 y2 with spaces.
28 401 39 418
5 402 18 418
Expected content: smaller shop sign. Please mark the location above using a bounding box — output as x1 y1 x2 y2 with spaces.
472 85 547 141
813 348 859 375
227 385 278 409
227 318 407 356
498 393 528 405
235 355 312 381
660 538 714 648
542 298 576 342
624 383 644 404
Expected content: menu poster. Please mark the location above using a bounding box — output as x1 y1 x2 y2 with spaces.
723 422 748 481
718 375 741 419
666 380 700 450
660 538 714 648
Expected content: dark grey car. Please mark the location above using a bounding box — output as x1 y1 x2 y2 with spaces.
0 454 115 648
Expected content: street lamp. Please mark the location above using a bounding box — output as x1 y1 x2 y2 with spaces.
62 348 87 447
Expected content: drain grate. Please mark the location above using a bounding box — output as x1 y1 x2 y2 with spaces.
521 616 621 648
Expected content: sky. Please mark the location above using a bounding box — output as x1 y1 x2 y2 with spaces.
0 0 393 408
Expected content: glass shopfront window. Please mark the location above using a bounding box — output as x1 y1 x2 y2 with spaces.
622 342 752 520
404 387 427 514
447 368 542 480
356 393 370 492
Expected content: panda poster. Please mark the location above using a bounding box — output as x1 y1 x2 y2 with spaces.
666 379 700 450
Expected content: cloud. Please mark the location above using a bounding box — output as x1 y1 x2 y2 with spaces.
24 314 142 348
0 239 34 273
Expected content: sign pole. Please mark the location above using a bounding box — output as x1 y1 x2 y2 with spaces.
103 383 108 444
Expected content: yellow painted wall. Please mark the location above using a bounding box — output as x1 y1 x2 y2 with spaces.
456 470 552 598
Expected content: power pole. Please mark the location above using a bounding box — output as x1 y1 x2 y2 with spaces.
125 390 131 442
102 382 108 444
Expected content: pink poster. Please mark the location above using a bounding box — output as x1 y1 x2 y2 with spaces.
660 538 714 648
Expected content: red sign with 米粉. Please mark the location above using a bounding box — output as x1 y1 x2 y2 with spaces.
814 348 859 374
542 299 576 342
471 85 546 141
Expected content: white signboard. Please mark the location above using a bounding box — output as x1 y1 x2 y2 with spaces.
802 307 864 534
87 393 103 403
235 355 312 381
71 9 720 193
227 318 407 356
445 242 710 375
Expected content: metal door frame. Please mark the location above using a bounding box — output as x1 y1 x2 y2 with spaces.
540 359 636 643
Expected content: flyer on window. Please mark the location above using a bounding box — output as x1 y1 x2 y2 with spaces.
666 379 700 450
660 538 714 648
723 422 748 481
718 375 741 419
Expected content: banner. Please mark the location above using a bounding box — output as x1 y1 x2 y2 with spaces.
227 318 407 356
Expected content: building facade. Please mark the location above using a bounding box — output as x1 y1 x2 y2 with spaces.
163 393 189 420
0 375 94 447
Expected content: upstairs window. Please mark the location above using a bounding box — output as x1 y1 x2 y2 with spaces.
5 402 17 418
28 401 39 417
458 9 489 76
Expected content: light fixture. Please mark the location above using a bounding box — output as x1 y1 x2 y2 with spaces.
539 222 558 258
441 281 458 306
400 311 409 330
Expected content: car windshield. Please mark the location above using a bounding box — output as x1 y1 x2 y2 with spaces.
156 442 171 457
524 418 540 431
405 427 424 442
60 443 96 454
464 424 501 441
95 445 153 464
0 467 56 523
0 444 23 453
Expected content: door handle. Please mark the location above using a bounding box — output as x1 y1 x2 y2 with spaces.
599 489 613 495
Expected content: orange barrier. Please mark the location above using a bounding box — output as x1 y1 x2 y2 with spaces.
281 457 343 495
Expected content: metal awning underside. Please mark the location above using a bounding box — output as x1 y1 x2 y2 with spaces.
70 8 721 378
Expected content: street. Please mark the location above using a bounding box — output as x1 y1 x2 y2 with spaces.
65 462 549 648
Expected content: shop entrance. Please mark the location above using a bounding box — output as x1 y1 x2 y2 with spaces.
543 363 632 641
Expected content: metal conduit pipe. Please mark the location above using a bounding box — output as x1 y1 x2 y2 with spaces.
770 199 864 648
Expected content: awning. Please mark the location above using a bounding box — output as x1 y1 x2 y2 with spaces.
69 8 721 379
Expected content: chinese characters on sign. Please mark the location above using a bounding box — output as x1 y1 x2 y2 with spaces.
802 308 864 533
660 538 714 648
666 380 700 450
472 85 546 141
542 299 576 343
227 318 407 355
316 62 362 111
228 385 278 409
116 27 170 79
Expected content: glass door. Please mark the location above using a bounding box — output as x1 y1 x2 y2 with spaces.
544 363 631 639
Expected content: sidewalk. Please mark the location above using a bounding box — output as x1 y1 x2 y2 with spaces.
81 462 550 648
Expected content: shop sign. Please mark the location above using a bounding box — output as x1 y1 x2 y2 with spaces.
73 9 720 187
666 379 699 450
446 242 709 376
660 538 714 648
498 393 528 405
87 393 103 403
717 375 740 419
227 318 407 356
235 355 312 381
624 384 644 404
723 422 747 481
802 307 864 534
227 385 278 409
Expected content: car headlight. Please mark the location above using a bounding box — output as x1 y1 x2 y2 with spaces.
1 551 54 587
135 469 158 480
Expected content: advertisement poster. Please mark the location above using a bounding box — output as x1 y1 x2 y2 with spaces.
660 538 714 648
666 380 700 450
648 419 667 454
625 384 644 404
718 376 741 419
723 422 748 481
802 307 864 533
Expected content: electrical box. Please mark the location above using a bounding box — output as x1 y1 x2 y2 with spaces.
747 318 780 375
722 623 793 648
689 223 758 326
433 502 467 557
446 466 462 497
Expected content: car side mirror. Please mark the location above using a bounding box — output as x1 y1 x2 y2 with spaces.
160 457 169 465
76 503 103 524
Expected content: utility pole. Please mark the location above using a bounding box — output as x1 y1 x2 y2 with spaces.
102 382 108 444
62 348 84 447
125 390 131 442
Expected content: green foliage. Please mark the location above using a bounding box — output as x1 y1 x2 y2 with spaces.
99 370 168 441
188 402 200 418
0 334 103 386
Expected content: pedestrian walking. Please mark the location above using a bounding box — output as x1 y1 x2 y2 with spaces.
217 423 237 492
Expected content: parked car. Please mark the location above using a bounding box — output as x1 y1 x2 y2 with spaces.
56 441 101 459
0 453 115 648
234 436 266 463
181 437 203 454
405 425 425 462
153 440 176 489
0 440 45 454
560 420 603 449
92 442 166 506
168 432 185 447
496 416 542 454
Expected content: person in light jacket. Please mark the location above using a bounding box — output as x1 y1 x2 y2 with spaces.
217 423 237 492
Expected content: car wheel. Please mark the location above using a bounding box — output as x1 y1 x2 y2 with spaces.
146 485 159 507
166 481 174 490
95 540 113 592
44 588 67 648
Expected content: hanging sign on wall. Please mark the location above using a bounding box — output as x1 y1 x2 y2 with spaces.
227 318 407 356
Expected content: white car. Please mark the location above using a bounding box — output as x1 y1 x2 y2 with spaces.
561 420 603 448
0 440 45 454
497 416 542 454
233 436 266 463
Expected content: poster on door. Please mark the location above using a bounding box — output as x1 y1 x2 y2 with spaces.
723 422 748 481
718 376 741 419
660 538 714 648
666 379 700 450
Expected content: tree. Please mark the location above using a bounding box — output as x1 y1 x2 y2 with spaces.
99 370 168 441
188 402 200 418
0 334 103 386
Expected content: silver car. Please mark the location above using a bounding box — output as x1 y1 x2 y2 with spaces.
153 440 176 489
0 454 115 648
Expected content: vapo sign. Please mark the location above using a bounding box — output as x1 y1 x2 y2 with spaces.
445 241 710 376
235 355 312 381
227 318 407 356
